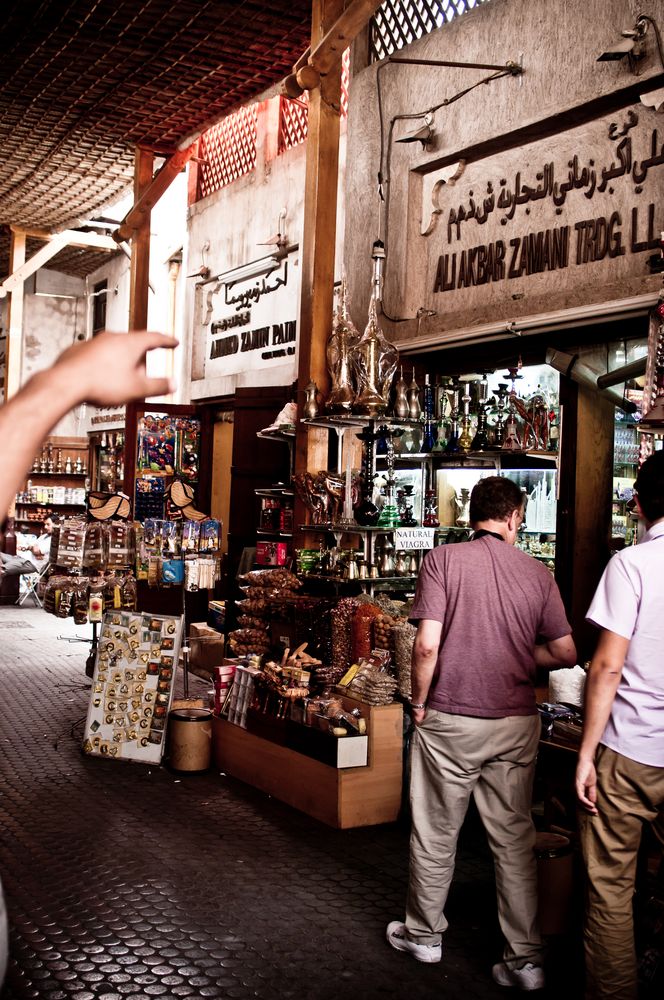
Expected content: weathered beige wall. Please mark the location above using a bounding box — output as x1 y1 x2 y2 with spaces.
345 0 663 347
184 98 347 401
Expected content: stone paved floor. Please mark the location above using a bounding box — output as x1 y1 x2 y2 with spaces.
0 604 588 1000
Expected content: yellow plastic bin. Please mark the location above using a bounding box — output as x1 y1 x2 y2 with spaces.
168 708 212 773
535 831 574 936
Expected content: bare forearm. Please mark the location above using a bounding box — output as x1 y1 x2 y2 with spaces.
411 649 438 705
0 369 79 518
578 666 622 762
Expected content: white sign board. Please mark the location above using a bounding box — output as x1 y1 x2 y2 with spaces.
394 527 436 550
199 250 299 380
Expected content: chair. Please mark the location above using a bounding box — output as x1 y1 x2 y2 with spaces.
16 563 48 607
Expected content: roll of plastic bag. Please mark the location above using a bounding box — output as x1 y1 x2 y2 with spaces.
549 664 586 707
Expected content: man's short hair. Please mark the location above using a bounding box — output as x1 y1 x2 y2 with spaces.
470 476 524 524
634 451 664 523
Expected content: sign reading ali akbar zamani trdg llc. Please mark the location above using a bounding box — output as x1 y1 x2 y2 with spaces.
415 106 663 313
201 251 299 379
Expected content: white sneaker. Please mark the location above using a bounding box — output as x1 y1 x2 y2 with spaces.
492 961 545 991
386 921 442 963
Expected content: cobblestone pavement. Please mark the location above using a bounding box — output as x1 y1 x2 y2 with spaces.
0 605 585 1000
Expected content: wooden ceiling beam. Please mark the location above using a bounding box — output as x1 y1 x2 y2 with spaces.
0 230 117 297
113 143 197 244
283 0 382 96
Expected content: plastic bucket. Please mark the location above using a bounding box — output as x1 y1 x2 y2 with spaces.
534 832 573 936
168 708 212 773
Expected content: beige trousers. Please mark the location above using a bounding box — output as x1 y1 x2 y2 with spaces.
580 744 664 1000
405 710 542 968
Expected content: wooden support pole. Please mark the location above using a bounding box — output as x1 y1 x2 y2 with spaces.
294 0 345 498
4 229 26 402
128 146 154 331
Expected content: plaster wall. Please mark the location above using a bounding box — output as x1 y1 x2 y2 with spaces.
344 0 664 349
21 286 87 437
86 171 188 401
185 111 347 401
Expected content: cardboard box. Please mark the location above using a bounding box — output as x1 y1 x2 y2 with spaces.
256 541 289 566
188 622 225 672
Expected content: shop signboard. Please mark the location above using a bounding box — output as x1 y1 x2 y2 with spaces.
82 611 184 765
394 527 436 550
388 104 662 340
196 248 299 382
83 404 127 434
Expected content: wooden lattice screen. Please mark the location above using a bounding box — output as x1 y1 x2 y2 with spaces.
370 0 489 61
278 48 350 153
196 104 259 200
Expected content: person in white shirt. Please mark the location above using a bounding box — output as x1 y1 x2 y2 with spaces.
576 449 664 1000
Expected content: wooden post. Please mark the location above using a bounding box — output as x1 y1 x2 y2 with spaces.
3 229 26 402
128 145 154 331
125 146 154 499
294 0 345 537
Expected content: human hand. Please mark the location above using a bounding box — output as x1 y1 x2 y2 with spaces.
411 706 426 727
575 756 598 815
53 331 178 407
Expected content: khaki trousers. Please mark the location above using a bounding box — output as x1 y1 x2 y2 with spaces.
405 710 542 968
580 744 664 1000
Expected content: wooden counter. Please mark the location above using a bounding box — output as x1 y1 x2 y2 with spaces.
212 696 403 829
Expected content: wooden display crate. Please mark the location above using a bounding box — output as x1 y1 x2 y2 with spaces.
212 695 403 829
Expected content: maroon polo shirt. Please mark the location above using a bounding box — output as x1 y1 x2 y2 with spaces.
410 536 571 718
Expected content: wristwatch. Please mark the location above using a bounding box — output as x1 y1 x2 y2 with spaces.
410 702 426 710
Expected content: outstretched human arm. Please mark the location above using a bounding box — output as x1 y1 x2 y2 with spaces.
410 618 443 726
0 330 177 519
575 629 628 814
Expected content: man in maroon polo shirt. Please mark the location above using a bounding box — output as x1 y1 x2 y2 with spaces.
386 475 576 991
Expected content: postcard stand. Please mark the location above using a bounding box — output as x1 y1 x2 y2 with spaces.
82 610 184 765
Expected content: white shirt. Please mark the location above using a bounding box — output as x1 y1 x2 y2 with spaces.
30 531 52 570
586 519 664 766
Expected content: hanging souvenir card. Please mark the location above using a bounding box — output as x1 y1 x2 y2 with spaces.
82 610 184 764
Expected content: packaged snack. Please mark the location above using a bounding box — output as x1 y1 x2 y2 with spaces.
200 519 221 553
162 559 184 585
182 520 201 552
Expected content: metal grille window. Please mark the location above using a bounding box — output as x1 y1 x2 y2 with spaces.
278 49 350 153
197 104 259 200
370 0 491 61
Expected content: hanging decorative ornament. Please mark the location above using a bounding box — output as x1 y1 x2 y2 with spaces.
351 297 399 415
350 241 398 416
325 276 360 413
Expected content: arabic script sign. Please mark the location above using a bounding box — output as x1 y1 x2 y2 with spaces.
409 106 662 327
200 253 299 379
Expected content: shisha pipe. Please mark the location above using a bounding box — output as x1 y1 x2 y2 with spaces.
471 373 491 451
354 426 380 526
376 425 403 528
444 377 462 454
501 364 524 451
